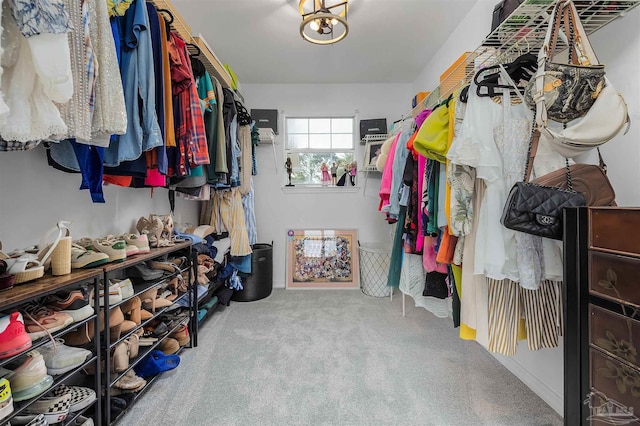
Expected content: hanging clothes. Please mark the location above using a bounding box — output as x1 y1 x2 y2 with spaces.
209 188 252 257
104 0 162 167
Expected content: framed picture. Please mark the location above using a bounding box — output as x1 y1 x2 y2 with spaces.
364 142 383 169
286 229 359 289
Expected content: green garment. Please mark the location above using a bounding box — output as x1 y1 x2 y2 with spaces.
387 206 407 289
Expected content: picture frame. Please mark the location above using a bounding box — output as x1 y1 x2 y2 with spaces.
286 229 359 289
364 141 383 169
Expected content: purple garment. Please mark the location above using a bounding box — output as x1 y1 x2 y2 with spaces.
414 109 432 129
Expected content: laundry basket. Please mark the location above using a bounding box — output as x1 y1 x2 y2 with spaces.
358 242 392 297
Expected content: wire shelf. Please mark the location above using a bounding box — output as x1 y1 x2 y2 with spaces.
412 0 640 114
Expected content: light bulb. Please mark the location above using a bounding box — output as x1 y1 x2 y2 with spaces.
310 20 320 31
331 18 338 25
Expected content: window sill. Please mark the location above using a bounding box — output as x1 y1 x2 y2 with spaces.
281 185 360 194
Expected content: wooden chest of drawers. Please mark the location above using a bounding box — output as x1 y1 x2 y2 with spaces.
565 207 640 425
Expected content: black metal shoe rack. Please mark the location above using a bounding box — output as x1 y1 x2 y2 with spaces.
0 269 102 426
100 241 193 425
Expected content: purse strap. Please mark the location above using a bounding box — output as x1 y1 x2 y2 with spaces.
534 1 601 135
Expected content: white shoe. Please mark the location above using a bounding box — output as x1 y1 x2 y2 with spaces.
52 385 96 413
0 378 13 422
122 234 150 254
24 392 71 424
38 339 92 376
110 278 134 299
89 283 122 307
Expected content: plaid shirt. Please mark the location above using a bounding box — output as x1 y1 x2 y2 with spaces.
169 33 209 177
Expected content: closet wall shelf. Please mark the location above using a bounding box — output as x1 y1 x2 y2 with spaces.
411 0 640 116
147 0 235 89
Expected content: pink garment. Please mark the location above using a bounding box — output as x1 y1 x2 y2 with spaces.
321 166 331 183
144 168 167 187
416 154 427 252
423 235 448 273
378 133 401 211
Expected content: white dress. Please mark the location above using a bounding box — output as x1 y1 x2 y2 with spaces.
0 1 71 143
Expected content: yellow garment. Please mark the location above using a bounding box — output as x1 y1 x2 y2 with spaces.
210 188 252 256
460 324 477 340
413 104 449 163
223 64 239 90
159 19 176 148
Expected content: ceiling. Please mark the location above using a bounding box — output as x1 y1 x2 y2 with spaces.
171 0 479 85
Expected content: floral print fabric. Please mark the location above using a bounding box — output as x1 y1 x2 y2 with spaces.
9 0 71 38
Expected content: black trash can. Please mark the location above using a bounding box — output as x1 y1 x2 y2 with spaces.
232 243 273 302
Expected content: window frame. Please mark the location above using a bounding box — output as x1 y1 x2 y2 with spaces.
284 115 357 187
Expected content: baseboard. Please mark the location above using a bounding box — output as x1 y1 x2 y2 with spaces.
493 354 563 416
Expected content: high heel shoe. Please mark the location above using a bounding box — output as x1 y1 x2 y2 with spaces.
140 286 173 313
119 296 141 325
108 307 125 342
112 342 129 373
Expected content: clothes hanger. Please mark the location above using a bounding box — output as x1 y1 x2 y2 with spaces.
156 8 174 25
186 43 201 57
474 51 537 98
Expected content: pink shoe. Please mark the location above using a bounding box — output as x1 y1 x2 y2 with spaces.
0 312 32 359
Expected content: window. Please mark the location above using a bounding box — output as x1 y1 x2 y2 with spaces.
285 117 356 186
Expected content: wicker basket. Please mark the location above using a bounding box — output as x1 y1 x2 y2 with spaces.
358 243 392 297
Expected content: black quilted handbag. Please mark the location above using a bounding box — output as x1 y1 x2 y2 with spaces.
501 182 585 240
500 129 586 240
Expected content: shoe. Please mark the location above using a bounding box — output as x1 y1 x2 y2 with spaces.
23 392 71 424
127 263 165 282
112 342 129 373
125 332 140 359
134 349 180 378
70 244 109 269
122 234 150 254
0 312 32 359
47 290 94 323
140 309 153 321
110 278 134 299
89 283 122 307
0 378 13 421
113 370 146 390
119 296 141 325
51 385 96 413
110 396 126 418
169 324 189 347
7 351 54 401
11 413 47 426
38 339 92 375
159 337 179 355
69 415 94 426
92 238 126 263
138 330 158 347
20 303 74 340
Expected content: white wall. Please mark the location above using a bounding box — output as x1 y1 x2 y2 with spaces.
411 0 640 416
242 83 413 288
0 146 198 251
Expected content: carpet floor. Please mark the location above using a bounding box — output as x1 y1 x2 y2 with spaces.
118 289 563 426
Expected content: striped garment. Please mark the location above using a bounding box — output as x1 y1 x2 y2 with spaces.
210 188 252 256
487 278 563 356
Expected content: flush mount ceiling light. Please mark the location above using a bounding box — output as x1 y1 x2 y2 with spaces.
299 0 349 45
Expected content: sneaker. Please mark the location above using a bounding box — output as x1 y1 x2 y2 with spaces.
69 415 94 426
6 351 53 401
11 413 47 426
23 392 71 424
0 378 13 421
46 290 94 323
70 244 109 269
51 385 96 413
122 234 150 254
20 303 74 341
0 312 32 359
110 278 134 299
38 339 92 376
91 238 126 263
89 283 122 307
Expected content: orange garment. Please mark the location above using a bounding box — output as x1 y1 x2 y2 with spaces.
159 18 176 148
436 227 457 265
405 131 419 159
103 175 133 187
